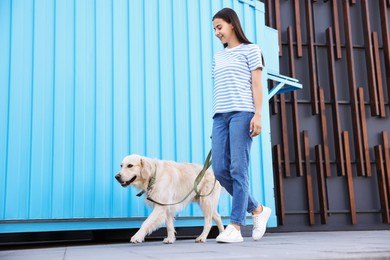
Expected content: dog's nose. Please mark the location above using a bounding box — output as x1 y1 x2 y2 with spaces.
115 173 121 180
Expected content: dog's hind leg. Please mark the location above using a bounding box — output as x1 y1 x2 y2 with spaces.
211 183 224 233
196 214 212 243
130 206 166 243
212 210 224 233
163 212 176 244
196 198 213 243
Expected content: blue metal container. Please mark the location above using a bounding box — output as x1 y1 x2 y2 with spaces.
0 0 300 233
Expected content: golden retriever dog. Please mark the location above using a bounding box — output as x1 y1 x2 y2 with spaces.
115 154 224 244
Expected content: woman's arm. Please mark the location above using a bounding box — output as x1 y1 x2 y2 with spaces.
250 68 263 137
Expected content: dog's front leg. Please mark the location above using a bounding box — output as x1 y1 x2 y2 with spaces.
163 213 176 244
131 207 166 243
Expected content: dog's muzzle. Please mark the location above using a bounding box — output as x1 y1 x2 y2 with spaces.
115 173 136 187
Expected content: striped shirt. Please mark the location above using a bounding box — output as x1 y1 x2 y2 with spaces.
212 43 263 116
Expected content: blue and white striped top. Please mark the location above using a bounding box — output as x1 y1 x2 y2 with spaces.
212 43 263 116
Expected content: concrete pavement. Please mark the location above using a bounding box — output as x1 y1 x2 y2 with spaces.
1 230 390 259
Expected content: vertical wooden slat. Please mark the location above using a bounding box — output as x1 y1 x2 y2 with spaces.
342 0 365 177
331 0 342 59
326 27 345 176
319 88 331 177
357 88 372 177
305 0 319 115
342 131 357 224
273 145 285 225
303 130 315 225
288 26 303 177
382 132 390 204
275 0 282 56
270 81 278 115
287 25 295 74
280 93 290 177
379 0 390 103
265 0 273 28
372 32 386 118
293 0 303 57
315 144 328 224
374 145 390 223
361 0 379 116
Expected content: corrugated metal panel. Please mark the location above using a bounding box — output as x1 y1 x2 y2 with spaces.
0 0 278 232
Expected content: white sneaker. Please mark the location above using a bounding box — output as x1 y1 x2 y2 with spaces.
252 206 271 241
216 224 244 243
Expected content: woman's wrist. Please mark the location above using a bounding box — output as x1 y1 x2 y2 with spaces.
254 112 262 118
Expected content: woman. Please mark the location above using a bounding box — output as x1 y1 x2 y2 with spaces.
211 8 271 243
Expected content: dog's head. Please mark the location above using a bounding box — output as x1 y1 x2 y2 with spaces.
115 154 153 189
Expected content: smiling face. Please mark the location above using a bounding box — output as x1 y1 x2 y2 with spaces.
213 18 236 45
115 154 149 188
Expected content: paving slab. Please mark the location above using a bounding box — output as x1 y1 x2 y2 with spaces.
1 230 390 260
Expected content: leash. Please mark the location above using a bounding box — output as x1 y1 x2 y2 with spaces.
136 150 216 206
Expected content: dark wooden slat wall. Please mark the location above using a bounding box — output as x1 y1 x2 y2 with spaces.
374 145 390 224
357 88 372 177
382 132 390 204
326 27 345 177
342 131 357 225
287 26 303 177
342 0 366 177
265 0 273 27
361 0 380 116
267 0 390 229
305 0 319 115
275 0 282 56
331 0 342 59
293 0 303 57
372 32 387 118
280 93 291 177
379 0 390 103
270 81 278 114
273 145 285 225
319 88 331 177
303 131 315 225
315 144 328 224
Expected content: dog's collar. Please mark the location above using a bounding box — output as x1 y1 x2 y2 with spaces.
136 165 157 197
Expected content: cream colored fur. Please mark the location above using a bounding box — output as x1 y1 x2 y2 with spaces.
115 154 224 244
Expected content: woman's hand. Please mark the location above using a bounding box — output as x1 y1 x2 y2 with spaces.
250 113 261 137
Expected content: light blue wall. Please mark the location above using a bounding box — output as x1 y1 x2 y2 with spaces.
0 0 280 232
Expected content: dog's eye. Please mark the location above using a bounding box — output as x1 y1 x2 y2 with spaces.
127 164 133 168
120 164 123 168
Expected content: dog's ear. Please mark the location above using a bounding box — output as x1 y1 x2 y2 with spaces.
140 158 152 179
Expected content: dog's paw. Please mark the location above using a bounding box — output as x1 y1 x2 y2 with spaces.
195 236 207 243
130 234 145 244
163 237 176 244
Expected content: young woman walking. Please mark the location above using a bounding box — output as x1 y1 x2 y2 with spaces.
211 7 271 243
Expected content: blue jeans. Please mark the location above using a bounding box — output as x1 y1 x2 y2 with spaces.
212 111 259 226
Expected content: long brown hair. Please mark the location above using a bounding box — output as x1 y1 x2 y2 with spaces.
212 8 252 48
